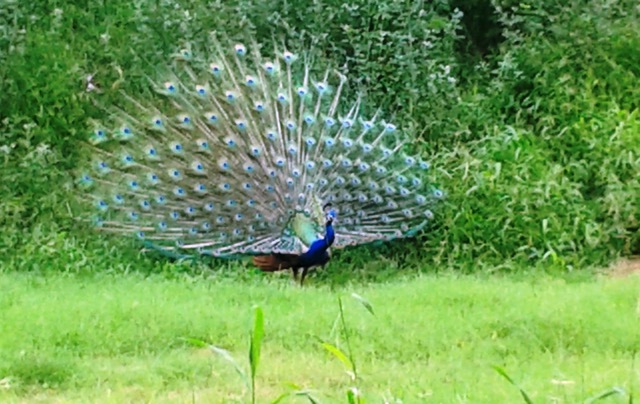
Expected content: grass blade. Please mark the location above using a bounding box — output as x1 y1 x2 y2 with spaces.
321 342 353 370
249 306 265 404
492 365 534 404
351 293 375 316
586 387 626 403
210 345 249 390
249 306 265 380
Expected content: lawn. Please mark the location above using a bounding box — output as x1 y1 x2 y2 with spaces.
1 266 638 403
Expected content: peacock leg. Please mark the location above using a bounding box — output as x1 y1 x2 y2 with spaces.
300 267 310 286
292 267 300 282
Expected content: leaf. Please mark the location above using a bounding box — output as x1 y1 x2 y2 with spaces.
321 342 353 370
249 306 265 380
585 387 626 403
210 345 249 389
351 293 375 316
492 365 534 404
347 389 357 404
270 390 320 404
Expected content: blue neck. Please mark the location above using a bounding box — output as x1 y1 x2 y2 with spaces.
297 221 335 267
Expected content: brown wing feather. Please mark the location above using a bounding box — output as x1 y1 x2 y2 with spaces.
252 254 301 272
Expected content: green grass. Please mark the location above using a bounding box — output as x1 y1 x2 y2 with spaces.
1 269 638 403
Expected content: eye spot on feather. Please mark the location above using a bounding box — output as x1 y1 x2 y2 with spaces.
286 178 294 187
245 75 256 87
234 213 244 221
247 199 256 207
206 114 218 124
218 159 230 170
164 82 176 94
204 202 214 211
255 102 265 112
315 82 327 94
277 93 287 104
396 175 408 184
324 117 335 127
225 91 236 102
234 43 247 56
297 87 307 97
266 130 278 141
194 183 207 193
265 185 275 192
225 137 236 148
168 168 181 180
170 142 183 153
185 206 196 216
197 140 209 150
196 85 206 96
174 187 186 197
433 189 444 199
128 180 139 191
305 161 316 170
210 63 222 75
96 200 108 211
304 115 315 125
155 195 166 204
263 62 275 74
236 120 247 131
424 210 434 219
325 138 335 147
358 162 370 172
128 211 139 221
322 159 333 168
283 51 295 64
243 163 254 173
341 158 352 168
226 199 238 207
342 119 353 129
170 211 180 220
250 146 261 156
220 183 231 191
122 154 134 164
94 129 107 140
384 123 396 133
275 157 285 167
416 195 427 205
157 221 167 231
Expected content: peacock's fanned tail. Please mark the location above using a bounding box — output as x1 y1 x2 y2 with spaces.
78 36 443 259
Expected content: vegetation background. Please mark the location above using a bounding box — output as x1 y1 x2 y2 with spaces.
0 0 639 401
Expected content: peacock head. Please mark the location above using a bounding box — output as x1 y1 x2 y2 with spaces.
323 203 337 224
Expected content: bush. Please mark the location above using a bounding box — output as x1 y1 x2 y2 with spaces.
0 0 638 272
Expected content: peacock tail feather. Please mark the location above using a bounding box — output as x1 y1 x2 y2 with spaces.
77 35 444 259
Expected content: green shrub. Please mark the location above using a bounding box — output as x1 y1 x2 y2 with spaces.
0 0 638 272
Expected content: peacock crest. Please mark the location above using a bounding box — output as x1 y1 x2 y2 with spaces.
78 35 444 260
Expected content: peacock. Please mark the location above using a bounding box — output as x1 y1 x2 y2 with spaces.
78 35 444 284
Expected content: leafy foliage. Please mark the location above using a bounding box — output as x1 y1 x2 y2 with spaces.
0 0 638 271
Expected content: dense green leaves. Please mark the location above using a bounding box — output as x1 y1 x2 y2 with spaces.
0 0 638 271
